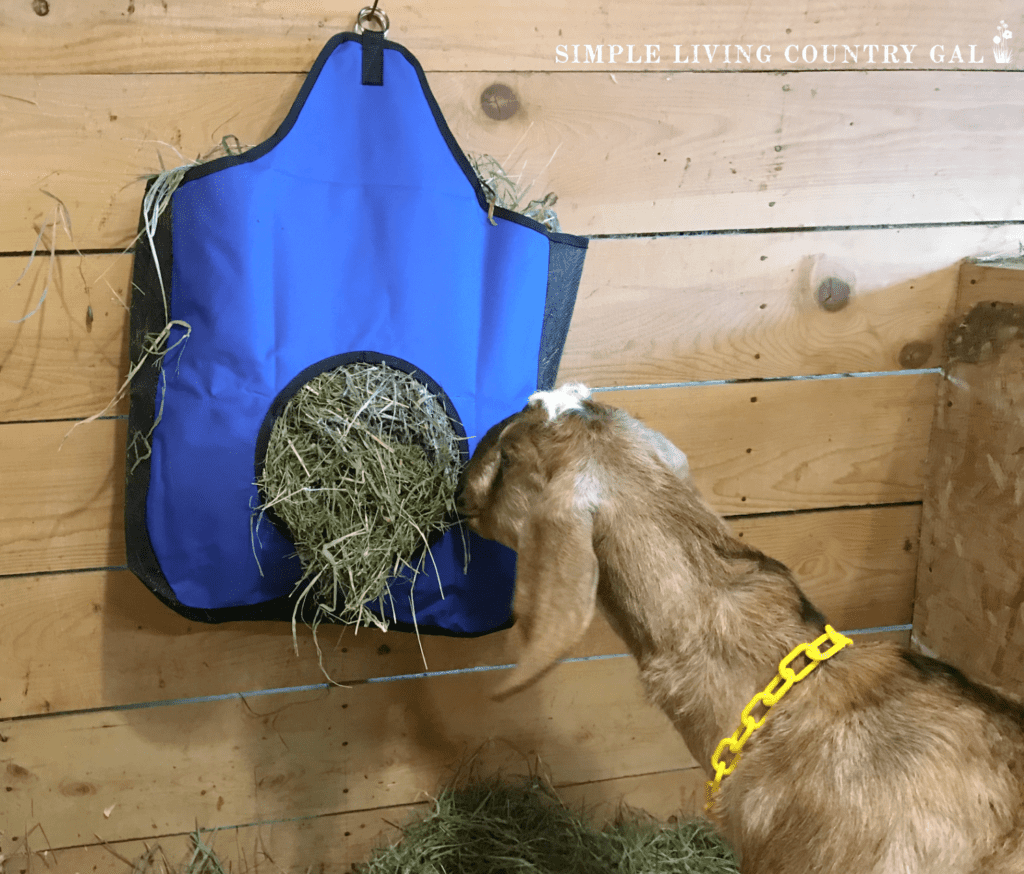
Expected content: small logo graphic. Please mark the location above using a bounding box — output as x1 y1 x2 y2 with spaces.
993 19 1014 63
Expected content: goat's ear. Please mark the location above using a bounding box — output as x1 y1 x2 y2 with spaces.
492 496 598 701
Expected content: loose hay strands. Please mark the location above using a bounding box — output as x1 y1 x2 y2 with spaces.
119 779 737 874
467 152 562 233
356 777 739 874
115 138 251 458
256 362 462 640
8 190 73 324
51 139 249 448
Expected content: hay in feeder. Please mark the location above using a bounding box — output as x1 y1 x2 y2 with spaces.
468 152 563 232
256 361 462 636
356 777 739 874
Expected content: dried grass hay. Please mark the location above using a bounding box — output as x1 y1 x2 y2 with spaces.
123 778 737 874
256 360 462 633
356 777 739 874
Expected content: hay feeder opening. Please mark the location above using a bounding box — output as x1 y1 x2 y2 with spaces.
256 359 464 634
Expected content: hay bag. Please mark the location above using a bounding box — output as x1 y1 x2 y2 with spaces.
126 29 587 633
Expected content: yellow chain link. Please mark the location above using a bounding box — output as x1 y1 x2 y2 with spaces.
704 624 852 811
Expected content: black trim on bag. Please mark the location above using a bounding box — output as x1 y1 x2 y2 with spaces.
124 180 178 608
137 583 514 635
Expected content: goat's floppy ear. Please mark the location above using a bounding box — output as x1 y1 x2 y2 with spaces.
492 494 599 701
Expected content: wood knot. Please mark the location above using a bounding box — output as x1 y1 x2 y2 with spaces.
898 340 933 369
480 84 520 121
60 780 97 797
6 763 32 780
816 277 851 312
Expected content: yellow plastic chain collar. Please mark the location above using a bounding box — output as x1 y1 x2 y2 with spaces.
705 623 853 811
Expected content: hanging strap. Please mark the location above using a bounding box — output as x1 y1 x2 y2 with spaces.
362 28 385 85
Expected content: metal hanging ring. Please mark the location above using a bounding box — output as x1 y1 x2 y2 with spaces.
354 5 389 36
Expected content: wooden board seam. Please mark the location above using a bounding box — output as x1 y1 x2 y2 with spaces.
723 498 922 522
0 627 909 726
587 218 1024 241
591 368 942 393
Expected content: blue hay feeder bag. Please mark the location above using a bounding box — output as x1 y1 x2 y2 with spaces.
125 30 588 634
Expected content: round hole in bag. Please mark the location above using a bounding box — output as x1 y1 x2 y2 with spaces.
254 351 467 627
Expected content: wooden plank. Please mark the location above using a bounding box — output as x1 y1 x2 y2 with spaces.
957 259 1024 309
19 769 711 873
0 1 1020 73
913 262 1024 697
0 254 130 423
0 375 932 576
560 225 1024 386
0 658 696 849
0 419 126 577
732 503 919 630
0 625 918 856
0 505 918 718
8 227 1022 422
2 72 1023 251
603 371 937 513
8 630 915 868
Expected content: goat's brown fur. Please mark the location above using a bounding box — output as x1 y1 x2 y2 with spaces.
457 390 1024 874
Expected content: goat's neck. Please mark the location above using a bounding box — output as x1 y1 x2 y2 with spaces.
596 520 824 773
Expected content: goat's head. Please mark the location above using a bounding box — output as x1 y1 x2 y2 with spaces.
457 384 690 699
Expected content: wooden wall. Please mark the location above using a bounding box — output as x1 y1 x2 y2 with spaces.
2 1 1023 871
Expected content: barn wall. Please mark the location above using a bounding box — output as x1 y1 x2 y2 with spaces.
1 2 1023 871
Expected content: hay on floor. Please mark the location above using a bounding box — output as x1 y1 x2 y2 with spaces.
357 778 739 874
121 779 738 874
256 361 462 634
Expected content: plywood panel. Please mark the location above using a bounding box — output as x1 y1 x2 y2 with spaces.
957 260 1024 310
913 262 1024 697
0 505 918 718
0 658 695 849
0 1 1019 73
8 226 1022 423
1 72 1023 251
0 376 932 575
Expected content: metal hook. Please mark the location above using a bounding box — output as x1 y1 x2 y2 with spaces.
354 3 389 36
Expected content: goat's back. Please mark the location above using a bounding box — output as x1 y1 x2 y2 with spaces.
717 641 1024 874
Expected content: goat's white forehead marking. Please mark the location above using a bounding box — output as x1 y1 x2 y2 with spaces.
528 383 592 420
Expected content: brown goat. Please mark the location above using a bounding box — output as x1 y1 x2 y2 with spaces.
456 384 1024 874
